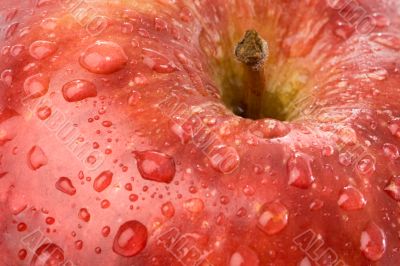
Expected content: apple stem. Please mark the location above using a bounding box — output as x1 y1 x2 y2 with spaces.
235 30 268 119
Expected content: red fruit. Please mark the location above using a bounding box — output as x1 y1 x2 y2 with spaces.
1 0 400 265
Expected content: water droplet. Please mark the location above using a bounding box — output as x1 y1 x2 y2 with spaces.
93 170 113 192
128 90 141 106
46 217 55 225
257 201 288 235
17 222 27 232
102 226 111 237
161 201 175 218
356 155 375 176
5 22 19 40
333 21 354 39
142 48 179 73
5 8 18 23
383 143 399 160
184 198 204 213
134 150 175 183
309 199 324 211
360 222 386 261
101 199 110 209
338 127 357 145
113 220 148 257
24 74 50 98
385 176 400 201
62 79 97 102
388 119 400 138
338 152 352 166
220 195 230 205
95 247 102 254
18 249 27 260
30 243 64 266
338 185 366 210
154 17 168 32
1 69 13 87
102 120 112 127
29 40 57 60
129 194 139 202
209 145 240 174
36 106 52 120
371 33 400 50
78 208 90 222
40 18 58 30
243 184 255 196
75 240 83 250
121 22 134 34
366 68 388 81
372 13 391 27
287 153 314 189
79 41 128 74
321 145 335 157
27 145 48 170
229 246 260 266
10 44 24 57
249 119 290 139
299 257 312 266
55 176 76 196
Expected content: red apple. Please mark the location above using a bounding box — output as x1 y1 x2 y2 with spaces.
1 0 400 265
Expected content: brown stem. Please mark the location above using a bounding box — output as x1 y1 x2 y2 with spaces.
235 30 268 119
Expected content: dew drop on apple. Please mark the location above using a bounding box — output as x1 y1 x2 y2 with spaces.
370 33 400 50
209 145 240 174
78 208 91 222
46 216 55 225
30 243 64 266
36 106 52 120
62 79 97 102
101 199 110 209
133 150 175 183
18 249 27 260
75 240 83 250
388 119 400 138
243 184 255 196
287 153 314 189
229 246 260 266
142 48 179 73
112 220 148 257
366 68 388 81
298 257 312 266
27 145 48 170
17 222 27 232
40 18 58 30
257 201 288 235
184 198 204 213
309 199 324 211
249 119 290 139
360 222 386 261
5 22 19 40
384 176 400 201
338 185 366 210
10 44 25 57
161 201 175 218
383 143 399 159
29 40 57 60
102 225 111 237
128 90 141 106
79 41 128 74
55 176 76 196
93 170 113 192
24 73 50 98
1 69 13 87
356 156 375 176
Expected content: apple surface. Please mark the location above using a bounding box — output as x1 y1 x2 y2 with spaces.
1 0 400 265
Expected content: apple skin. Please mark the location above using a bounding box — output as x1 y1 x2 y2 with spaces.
1 0 400 265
